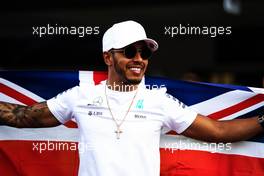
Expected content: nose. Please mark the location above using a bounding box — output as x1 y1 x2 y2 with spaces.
132 52 143 62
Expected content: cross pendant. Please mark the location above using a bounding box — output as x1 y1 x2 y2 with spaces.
115 128 123 139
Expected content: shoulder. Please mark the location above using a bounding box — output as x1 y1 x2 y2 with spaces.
140 86 174 104
142 86 187 109
78 82 104 98
140 86 167 98
51 82 103 99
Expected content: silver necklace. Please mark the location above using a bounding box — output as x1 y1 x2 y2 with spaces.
104 82 138 139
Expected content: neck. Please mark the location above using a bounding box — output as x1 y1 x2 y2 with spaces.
106 80 139 92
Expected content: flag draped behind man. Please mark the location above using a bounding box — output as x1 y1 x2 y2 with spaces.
0 71 264 176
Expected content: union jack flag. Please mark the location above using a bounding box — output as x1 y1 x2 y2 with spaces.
0 71 264 176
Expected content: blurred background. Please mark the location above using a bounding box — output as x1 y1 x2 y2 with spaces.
0 0 263 87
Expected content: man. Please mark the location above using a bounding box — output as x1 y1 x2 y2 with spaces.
0 20 263 176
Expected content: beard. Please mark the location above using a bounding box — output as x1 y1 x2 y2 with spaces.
112 56 143 85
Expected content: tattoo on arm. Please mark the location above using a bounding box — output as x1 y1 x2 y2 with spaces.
0 101 61 128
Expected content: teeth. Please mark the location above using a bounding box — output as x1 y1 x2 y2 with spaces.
129 67 141 74
130 68 141 71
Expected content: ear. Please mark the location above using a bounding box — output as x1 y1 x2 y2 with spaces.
103 52 113 66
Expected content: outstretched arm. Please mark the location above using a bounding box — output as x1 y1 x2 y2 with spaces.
182 114 264 143
0 101 61 128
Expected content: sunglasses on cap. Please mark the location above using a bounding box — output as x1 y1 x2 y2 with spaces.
110 45 153 60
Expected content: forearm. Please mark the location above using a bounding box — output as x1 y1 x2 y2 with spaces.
0 101 40 127
0 101 60 128
216 116 263 143
183 114 264 143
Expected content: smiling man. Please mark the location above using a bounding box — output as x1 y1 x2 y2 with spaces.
102 21 157 88
0 20 263 176
106 41 149 85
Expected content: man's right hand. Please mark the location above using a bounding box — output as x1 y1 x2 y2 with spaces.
0 101 61 128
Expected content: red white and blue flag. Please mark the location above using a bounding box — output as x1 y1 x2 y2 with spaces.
1 71 264 176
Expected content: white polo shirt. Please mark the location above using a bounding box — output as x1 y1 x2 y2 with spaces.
47 81 197 176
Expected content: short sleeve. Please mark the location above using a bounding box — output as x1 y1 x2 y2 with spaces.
162 93 197 134
47 86 79 124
